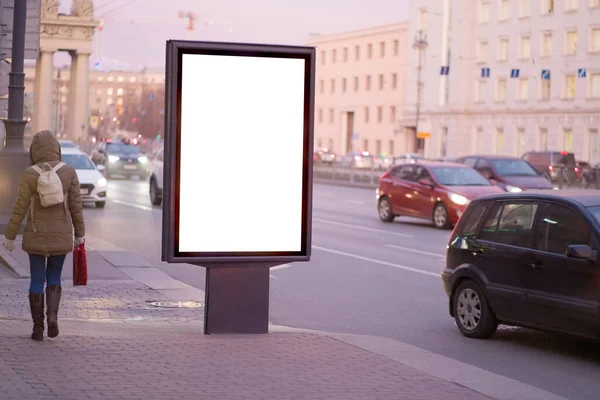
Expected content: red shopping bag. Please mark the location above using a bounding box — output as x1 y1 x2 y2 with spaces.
73 243 88 286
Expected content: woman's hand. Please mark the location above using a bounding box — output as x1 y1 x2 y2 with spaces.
74 237 85 249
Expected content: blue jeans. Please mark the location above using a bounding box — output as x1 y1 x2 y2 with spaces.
29 254 66 294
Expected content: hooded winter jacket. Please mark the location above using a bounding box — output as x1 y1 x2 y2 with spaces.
4 130 85 256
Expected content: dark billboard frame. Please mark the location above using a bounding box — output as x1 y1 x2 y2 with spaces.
162 40 315 265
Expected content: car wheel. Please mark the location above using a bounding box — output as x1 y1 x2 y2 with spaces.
378 197 395 222
433 203 451 229
95 201 106 209
150 178 162 206
453 280 498 339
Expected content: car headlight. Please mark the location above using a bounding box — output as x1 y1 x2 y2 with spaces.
138 156 149 164
505 185 522 193
96 177 107 187
449 193 469 206
108 155 120 163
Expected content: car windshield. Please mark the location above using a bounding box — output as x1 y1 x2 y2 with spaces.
62 154 96 170
551 153 576 165
431 167 491 186
59 141 77 148
107 143 142 155
589 206 600 224
491 159 538 176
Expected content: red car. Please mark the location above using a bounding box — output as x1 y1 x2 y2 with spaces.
376 161 505 229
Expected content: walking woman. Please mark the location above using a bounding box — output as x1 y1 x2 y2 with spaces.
2 130 85 341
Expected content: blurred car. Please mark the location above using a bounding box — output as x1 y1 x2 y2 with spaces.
376 161 504 229
442 191 600 341
90 139 150 179
61 148 107 208
314 147 336 164
149 148 164 206
342 151 374 169
58 140 78 149
582 163 600 187
522 151 578 183
575 161 590 181
393 153 425 165
455 155 553 191
373 155 395 170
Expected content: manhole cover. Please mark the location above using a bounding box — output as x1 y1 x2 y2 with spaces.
146 300 204 309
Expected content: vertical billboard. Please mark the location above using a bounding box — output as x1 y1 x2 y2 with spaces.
162 41 315 264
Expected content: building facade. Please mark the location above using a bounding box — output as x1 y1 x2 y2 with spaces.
404 0 600 163
308 23 411 157
24 67 165 140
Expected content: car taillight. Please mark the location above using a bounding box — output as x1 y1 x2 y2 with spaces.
575 167 580 172
549 165 554 170
560 151 568 155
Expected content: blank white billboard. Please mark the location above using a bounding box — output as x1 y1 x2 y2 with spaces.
178 53 306 253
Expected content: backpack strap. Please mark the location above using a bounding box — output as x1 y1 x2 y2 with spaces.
31 165 43 175
52 162 66 172
30 199 37 233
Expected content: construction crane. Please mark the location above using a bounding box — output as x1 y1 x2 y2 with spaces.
96 13 233 58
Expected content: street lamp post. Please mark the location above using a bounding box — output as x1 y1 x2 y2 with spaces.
0 0 30 228
412 30 428 146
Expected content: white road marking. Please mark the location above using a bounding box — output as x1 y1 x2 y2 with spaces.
110 199 160 213
384 244 446 259
313 218 412 238
312 245 439 277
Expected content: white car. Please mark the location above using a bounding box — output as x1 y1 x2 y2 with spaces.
149 148 164 206
61 148 108 208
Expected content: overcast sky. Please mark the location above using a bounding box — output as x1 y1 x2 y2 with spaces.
54 0 409 69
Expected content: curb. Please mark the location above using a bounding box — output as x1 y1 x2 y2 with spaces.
270 324 568 400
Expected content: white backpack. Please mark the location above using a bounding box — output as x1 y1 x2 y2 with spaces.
32 162 66 207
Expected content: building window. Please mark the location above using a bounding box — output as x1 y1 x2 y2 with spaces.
117 76 124 82
478 1 491 23
564 129 574 152
107 88 114 95
516 128 526 156
541 0 555 14
364 107 370 123
477 39 488 61
355 45 360 60
367 44 373 58
393 40 399 55
116 88 124 96
541 78 552 100
366 75 371 91
319 80 324 94
329 109 334 123
392 73 398 89
519 35 531 59
498 38 509 61
541 32 553 56
363 139 369 152
379 74 385 90
389 140 394 155
476 127 485 152
390 106 396 122
475 80 486 102
342 78 347 92
96 88 103 95
565 0 578 11
590 73 600 97
343 47 348 62
519 0 531 17
518 78 529 100
418 8 428 30
332 49 337 63
539 128 548 150
330 79 335 93
591 0 600 8
376 140 382 155
318 109 323 124
589 128 598 163
320 51 326 65
129 77 136 83
496 128 505 154
107 76 114 82
496 78 507 101
116 97 124 106
565 74 576 98
354 76 359 91
377 106 383 123
590 27 600 52
97 76 105 81
499 0 511 20
440 127 449 157
380 42 386 57
565 30 578 55
106 97 113 105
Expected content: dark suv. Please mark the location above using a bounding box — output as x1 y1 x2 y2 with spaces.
442 191 600 341
522 151 577 184
91 140 151 179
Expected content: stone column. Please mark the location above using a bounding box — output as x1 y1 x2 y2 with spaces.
33 50 54 134
67 51 90 142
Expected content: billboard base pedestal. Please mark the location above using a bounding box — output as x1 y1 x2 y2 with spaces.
203 264 276 335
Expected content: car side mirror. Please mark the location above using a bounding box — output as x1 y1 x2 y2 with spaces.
566 244 596 262
418 178 434 187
